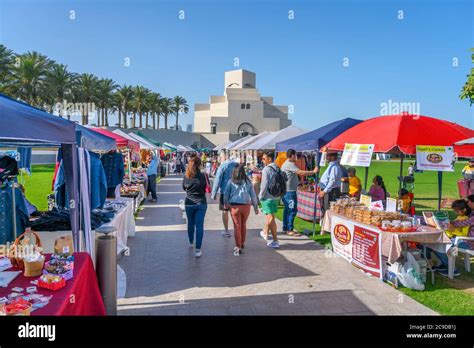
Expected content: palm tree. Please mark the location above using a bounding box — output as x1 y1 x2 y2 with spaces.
115 85 134 128
96 78 118 126
132 86 148 128
0 45 14 93
171 96 189 131
44 64 77 117
146 92 161 129
76 73 99 125
9 51 53 107
160 97 173 129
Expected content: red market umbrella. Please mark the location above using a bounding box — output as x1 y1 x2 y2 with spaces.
322 114 474 210
454 137 474 158
90 127 140 153
322 114 474 155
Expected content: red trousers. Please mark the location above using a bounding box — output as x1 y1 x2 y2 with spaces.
230 205 251 248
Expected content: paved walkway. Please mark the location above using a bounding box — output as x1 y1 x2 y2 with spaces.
118 174 437 315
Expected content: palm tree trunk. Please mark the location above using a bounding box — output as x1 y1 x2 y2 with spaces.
146 112 149 129
152 113 156 129
105 109 109 127
175 112 179 130
157 114 160 129
124 111 128 128
164 114 168 129
139 112 143 128
133 112 136 128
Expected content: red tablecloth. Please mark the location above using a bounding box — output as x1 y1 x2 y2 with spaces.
0 252 106 316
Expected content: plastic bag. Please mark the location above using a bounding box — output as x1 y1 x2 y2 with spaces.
397 257 425 291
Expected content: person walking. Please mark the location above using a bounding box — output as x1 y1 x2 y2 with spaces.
182 157 208 258
146 153 159 203
223 164 259 255
259 151 286 249
211 150 238 237
318 151 342 216
281 149 318 236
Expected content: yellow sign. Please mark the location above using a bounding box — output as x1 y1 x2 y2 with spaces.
360 194 372 208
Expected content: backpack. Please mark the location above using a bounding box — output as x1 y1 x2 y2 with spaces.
267 165 287 197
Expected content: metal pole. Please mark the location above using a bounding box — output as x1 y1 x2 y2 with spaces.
312 151 320 237
438 171 443 211
95 226 117 315
364 167 369 191
11 180 17 239
398 154 404 195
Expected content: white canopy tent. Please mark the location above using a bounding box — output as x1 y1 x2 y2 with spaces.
222 135 253 150
242 125 307 150
230 132 270 150
126 132 160 150
213 140 232 151
455 137 474 145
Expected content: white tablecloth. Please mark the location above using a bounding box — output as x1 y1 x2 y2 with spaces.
36 197 135 256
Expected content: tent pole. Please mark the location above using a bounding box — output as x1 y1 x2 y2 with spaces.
438 171 443 211
364 167 369 191
312 151 320 237
398 154 404 195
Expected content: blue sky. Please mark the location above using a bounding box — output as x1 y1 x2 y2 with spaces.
1 0 473 130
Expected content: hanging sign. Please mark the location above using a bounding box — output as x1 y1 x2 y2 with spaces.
319 151 327 167
415 145 455 172
340 144 375 167
386 197 398 212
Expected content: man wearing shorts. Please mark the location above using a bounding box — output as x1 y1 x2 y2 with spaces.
258 151 281 248
211 150 238 237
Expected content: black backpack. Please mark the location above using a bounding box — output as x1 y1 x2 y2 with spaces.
267 165 287 197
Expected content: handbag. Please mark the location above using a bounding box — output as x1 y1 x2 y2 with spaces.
204 173 211 193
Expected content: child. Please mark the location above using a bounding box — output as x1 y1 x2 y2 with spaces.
399 188 411 214
427 199 472 277
347 167 361 198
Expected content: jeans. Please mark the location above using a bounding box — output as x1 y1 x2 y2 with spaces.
147 174 157 199
230 204 251 248
185 204 207 249
282 191 298 231
425 239 470 266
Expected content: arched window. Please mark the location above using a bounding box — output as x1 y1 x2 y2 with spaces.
237 122 256 137
241 103 245 109
246 103 251 110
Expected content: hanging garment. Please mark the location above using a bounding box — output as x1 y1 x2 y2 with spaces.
0 156 19 182
101 152 125 189
0 183 29 244
54 160 68 209
88 152 108 210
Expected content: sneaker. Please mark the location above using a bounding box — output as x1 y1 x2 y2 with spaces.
195 249 202 258
267 240 280 249
188 241 194 248
260 230 272 241
233 246 240 256
221 231 227 237
225 230 232 238
439 269 460 277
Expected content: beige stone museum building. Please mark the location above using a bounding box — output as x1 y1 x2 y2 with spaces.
194 69 291 146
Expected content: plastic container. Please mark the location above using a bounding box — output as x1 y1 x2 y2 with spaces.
38 277 66 291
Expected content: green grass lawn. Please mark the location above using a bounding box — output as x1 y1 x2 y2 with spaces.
22 164 55 211
275 160 473 315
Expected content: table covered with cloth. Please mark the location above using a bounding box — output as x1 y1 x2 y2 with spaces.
35 197 135 256
0 252 105 316
296 190 322 222
321 211 452 263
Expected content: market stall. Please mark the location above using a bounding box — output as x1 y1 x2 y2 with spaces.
321 201 452 282
0 253 105 316
323 113 474 210
274 118 363 232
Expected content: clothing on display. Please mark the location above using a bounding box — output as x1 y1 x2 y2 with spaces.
0 156 19 181
88 152 108 210
0 182 29 244
101 151 125 189
30 208 114 232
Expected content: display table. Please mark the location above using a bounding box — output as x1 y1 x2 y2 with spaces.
322 210 452 264
296 190 322 221
35 197 135 256
0 253 106 316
